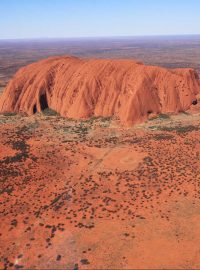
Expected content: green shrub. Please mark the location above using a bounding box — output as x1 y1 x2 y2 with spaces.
42 108 59 116
154 134 174 140
157 114 171 120
3 112 17 117
160 125 200 133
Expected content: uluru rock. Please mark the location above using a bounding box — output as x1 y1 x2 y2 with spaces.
0 56 199 125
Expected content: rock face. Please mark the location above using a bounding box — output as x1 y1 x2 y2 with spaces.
0 56 200 125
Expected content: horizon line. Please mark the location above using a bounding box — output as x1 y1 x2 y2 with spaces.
0 33 200 41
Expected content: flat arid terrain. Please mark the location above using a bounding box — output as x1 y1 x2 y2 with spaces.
1 36 200 269
1 35 200 90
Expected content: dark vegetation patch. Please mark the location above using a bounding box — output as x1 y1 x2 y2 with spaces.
81 116 112 127
0 185 13 195
56 255 62 261
61 122 91 142
0 125 38 184
159 125 200 133
3 112 17 117
88 116 112 122
122 137 144 144
149 113 171 121
42 108 59 116
157 113 171 120
73 263 79 270
80 259 90 265
153 134 174 141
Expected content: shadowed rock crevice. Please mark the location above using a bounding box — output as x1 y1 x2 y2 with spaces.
33 104 37 114
39 93 48 111
33 93 49 114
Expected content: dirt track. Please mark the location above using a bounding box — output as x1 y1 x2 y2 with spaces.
0 111 200 269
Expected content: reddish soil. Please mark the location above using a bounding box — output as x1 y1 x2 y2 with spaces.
0 111 200 269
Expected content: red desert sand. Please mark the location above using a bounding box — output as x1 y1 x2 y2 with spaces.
0 56 200 125
1 56 200 269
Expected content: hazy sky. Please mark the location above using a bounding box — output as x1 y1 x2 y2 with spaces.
0 0 200 39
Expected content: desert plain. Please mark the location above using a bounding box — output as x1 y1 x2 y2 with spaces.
1 36 200 269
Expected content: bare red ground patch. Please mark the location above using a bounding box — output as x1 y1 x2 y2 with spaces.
0 112 200 269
